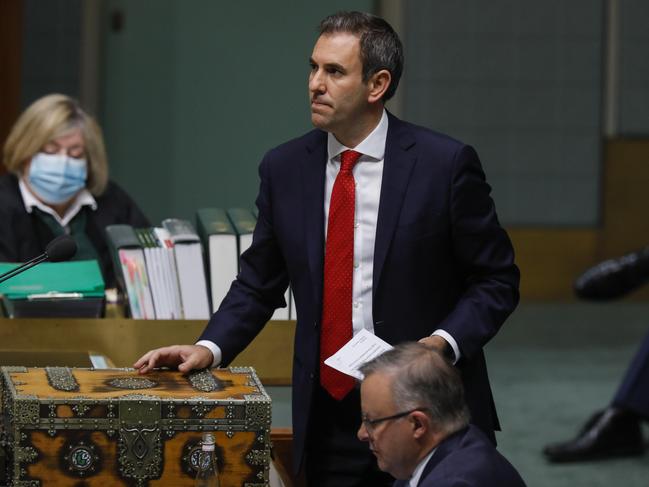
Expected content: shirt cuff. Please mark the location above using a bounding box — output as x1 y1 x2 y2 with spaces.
195 340 222 368
432 329 460 364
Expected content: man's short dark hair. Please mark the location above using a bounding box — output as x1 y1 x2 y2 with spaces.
360 342 470 435
318 11 404 101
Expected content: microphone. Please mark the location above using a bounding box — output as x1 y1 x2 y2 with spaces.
45 235 78 262
0 235 78 284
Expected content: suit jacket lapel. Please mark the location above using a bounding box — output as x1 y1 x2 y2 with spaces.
373 113 417 298
302 131 328 314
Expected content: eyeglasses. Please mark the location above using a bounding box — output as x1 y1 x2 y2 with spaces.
361 407 428 434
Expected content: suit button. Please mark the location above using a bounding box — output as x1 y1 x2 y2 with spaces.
309 373 314 380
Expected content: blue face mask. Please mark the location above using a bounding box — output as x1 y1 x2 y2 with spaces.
28 152 88 204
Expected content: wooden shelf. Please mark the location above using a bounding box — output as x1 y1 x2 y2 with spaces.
0 318 295 385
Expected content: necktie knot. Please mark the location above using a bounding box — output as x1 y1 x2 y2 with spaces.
340 150 361 172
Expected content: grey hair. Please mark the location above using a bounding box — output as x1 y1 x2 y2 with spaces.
318 11 404 101
360 342 470 435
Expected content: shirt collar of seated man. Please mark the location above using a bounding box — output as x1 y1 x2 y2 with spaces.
19 127 97 228
357 343 470 484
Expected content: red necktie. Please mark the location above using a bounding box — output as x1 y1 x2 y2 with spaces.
320 149 362 400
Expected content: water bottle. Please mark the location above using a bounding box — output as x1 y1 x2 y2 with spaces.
194 432 220 487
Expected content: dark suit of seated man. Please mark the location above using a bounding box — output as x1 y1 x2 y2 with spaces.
358 343 526 487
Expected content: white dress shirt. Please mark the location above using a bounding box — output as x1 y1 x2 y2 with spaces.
324 110 386 336
199 109 460 365
324 110 459 360
408 448 436 487
19 178 97 228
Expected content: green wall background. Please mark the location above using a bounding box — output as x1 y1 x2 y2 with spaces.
100 1 373 225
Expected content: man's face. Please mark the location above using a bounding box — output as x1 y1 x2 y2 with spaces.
308 32 372 137
358 372 419 480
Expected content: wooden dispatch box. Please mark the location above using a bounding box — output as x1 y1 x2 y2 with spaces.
0 366 271 486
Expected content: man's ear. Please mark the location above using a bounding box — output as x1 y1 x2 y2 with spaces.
410 410 430 439
367 69 392 103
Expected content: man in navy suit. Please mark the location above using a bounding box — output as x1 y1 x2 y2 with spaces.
136 11 519 487
358 343 526 487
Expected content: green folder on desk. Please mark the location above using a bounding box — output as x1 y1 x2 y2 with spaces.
0 260 105 318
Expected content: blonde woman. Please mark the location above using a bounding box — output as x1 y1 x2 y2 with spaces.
1 94 149 286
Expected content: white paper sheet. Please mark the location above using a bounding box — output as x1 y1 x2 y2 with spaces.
324 329 393 380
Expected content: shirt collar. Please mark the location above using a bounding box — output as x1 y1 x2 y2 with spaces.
327 109 389 162
19 178 97 227
408 447 436 487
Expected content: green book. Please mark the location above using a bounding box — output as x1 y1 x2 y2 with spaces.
105 223 141 295
105 224 140 249
0 260 105 299
196 208 236 238
196 208 238 313
227 208 256 237
226 206 291 319
227 208 257 261
0 260 106 318
104 224 155 319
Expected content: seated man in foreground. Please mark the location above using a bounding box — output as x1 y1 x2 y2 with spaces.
358 343 526 487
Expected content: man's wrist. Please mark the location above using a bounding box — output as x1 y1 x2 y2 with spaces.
195 340 221 367
431 329 460 364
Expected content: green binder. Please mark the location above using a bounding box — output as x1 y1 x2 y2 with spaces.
226 208 257 236
0 260 105 318
196 208 239 313
0 260 105 298
227 208 257 263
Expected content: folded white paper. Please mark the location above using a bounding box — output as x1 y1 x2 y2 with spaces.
324 329 393 380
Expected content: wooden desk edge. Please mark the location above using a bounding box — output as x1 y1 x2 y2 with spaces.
0 318 296 385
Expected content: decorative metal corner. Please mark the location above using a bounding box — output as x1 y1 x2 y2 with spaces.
2 366 28 373
13 398 40 426
244 399 271 429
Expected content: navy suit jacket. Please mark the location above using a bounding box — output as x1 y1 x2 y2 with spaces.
393 425 526 487
199 113 519 470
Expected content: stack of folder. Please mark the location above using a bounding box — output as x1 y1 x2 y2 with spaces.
105 209 295 321
106 220 210 320
162 218 211 319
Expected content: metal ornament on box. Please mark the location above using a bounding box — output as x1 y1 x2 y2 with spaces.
0 366 272 486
